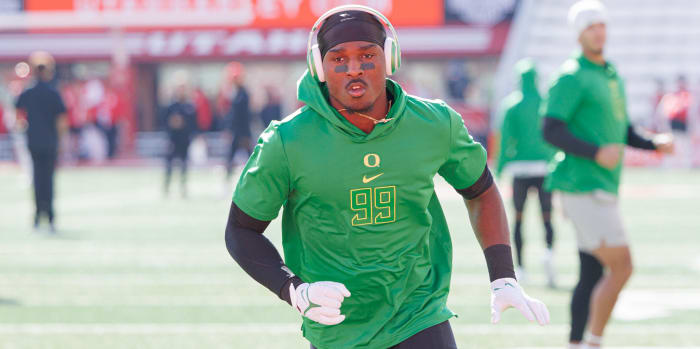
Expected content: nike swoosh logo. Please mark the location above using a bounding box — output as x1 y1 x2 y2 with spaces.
494 283 516 292
362 173 384 183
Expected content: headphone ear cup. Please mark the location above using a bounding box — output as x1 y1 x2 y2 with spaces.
311 44 325 82
393 38 401 72
384 37 394 76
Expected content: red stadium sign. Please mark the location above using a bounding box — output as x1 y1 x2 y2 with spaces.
19 0 443 28
0 24 509 61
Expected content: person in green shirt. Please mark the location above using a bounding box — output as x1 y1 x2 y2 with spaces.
224 5 549 349
496 58 557 288
541 1 674 348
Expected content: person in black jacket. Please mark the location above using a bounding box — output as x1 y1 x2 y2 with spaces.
223 62 253 180
260 85 282 128
15 51 67 233
163 78 197 198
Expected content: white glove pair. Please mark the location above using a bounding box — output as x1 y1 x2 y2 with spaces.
289 278 549 326
490 277 550 325
290 281 351 326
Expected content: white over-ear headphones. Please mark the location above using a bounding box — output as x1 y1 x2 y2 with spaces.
306 5 402 83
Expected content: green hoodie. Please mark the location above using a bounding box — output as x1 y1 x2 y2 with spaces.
233 70 487 349
496 60 554 176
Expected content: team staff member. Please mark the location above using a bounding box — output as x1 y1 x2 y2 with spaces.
225 6 549 349
542 2 674 348
15 51 67 233
496 59 556 287
223 62 253 180
163 77 197 198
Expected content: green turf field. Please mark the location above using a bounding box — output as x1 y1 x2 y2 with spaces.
1 165 699 348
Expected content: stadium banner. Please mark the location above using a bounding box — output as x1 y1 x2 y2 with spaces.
0 24 509 60
17 0 443 29
0 0 22 13
444 0 518 25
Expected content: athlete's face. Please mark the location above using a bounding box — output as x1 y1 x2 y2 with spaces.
579 22 606 55
323 41 386 112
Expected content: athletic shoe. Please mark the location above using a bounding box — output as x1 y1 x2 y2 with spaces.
543 248 556 288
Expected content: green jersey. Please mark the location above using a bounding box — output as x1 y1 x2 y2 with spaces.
233 70 487 349
543 53 629 194
496 61 554 176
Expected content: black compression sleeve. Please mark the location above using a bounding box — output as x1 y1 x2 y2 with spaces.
626 125 656 150
224 203 303 305
483 244 516 282
455 166 494 200
542 117 599 160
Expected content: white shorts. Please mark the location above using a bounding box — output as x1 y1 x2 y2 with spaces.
559 191 628 252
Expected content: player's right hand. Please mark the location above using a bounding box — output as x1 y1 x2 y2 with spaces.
290 281 351 326
653 133 675 154
595 144 623 169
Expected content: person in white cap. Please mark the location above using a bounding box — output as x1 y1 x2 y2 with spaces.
541 1 674 348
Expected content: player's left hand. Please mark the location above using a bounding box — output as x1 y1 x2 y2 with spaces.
490 277 550 326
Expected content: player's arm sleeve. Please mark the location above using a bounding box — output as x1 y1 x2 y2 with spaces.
542 117 599 159
227 125 302 303
437 104 489 198
625 124 656 150
224 202 303 305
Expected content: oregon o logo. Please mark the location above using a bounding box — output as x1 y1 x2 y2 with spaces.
364 154 380 168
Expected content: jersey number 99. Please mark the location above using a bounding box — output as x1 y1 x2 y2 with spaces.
350 186 396 226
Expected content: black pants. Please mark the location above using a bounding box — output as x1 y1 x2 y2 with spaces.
99 124 118 159
164 141 189 192
225 132 252 177
29 148 57 224
512 176 552 212
512 176 554 267
310 321 457 349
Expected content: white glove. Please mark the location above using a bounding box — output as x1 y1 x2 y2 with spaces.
490 277 550 325
290 281 351 326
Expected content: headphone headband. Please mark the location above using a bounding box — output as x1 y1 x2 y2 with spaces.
306 5 401 82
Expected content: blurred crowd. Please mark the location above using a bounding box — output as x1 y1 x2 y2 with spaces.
650 75 698 167
0 61 285 166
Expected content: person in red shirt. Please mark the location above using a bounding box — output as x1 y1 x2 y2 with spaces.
193 87 212 132
657 75 692 167
0 104 6 134
662 75 692 132
98 81 121 159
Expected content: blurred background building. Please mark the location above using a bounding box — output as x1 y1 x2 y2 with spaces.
0 0 515 164
0 0 698 167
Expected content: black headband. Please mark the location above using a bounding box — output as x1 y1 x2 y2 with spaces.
317 10 387 59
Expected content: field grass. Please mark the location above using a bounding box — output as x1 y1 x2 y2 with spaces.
1 164 699 348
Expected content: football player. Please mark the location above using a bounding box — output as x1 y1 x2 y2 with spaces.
225 6 549 348
542 1 674 347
